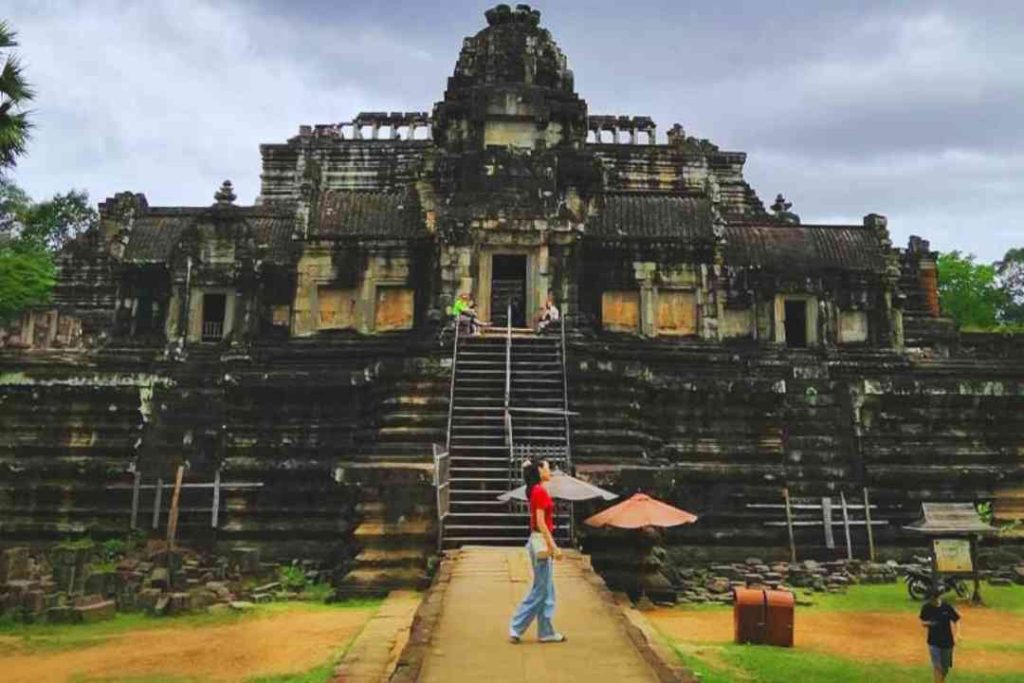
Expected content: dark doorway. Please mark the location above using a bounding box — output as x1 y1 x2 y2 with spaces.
201 293 227 342
784 300 807 348
491 254 527 327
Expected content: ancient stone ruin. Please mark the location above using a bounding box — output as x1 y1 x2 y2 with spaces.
2 5 1022 599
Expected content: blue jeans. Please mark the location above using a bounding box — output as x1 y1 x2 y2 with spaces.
509 540 556 638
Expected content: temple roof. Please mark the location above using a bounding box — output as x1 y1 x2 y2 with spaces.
723 224 888 272
448 5 572 93
122 214 187 263
122 208 293 264
313 190 425 240
587 194 715 241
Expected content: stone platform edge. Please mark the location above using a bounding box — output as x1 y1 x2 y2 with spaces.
575 554 699 683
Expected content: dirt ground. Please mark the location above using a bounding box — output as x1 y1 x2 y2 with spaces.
0 606 374 683
648 604 1024 674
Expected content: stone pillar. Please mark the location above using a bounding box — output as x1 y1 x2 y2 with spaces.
633 261 657 337
360 258 377 334
535 245 550 321
919 259 940 317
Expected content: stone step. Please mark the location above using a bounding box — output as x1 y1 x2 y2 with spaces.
352 548 429 568
336 567 430 592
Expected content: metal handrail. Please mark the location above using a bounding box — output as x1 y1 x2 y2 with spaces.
504 303 513 464
559 307 573 470
444 311 461 453
559 307 575 546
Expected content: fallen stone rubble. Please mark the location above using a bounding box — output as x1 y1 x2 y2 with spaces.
0 543 333 624
666 556 1024 605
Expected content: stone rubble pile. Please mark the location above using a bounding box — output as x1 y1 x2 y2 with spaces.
0 544 331 624
669 557 903 604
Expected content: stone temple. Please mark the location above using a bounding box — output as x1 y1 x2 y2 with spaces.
2 5 1022 591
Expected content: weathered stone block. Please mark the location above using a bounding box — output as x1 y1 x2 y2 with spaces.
75 599 115 623
230 548 261 574
149 567 170 591
84 570 117 598
0 547 30 583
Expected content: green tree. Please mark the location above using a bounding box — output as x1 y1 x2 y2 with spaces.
17 188 97 251
0 240 54 322
0 21 34 171
0 180 97 322
995 247 1024 325
936 251 1009 329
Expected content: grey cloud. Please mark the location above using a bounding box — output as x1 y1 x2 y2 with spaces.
4 0 1022 261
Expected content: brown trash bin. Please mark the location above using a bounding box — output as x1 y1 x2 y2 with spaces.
765 589 794 647
733 588 794 647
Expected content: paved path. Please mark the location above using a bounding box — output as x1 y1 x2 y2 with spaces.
417 547 662 682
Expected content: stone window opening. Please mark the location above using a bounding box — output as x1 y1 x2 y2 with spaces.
201 293 227 342
132 294 163 337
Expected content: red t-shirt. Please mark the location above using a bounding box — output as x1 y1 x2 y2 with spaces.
529 484 555 533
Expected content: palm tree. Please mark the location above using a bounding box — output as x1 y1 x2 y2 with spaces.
0 21 34 171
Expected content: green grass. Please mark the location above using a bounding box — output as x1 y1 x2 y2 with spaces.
0 598 382 655
671 641 1024 683
660 582 1024 683
243 660 337 683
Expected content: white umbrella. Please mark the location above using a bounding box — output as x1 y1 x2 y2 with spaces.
497 470 618 502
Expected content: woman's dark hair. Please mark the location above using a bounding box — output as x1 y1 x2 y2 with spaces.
522 460 547 500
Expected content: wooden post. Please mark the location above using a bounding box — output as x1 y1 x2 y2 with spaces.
211 468 221 529
151 477 164 530
863 488 876 561
840 491 853 561
166 465 186 549
822 497 836 549
130 470 142 530
970 535 983 605
782 488 797 563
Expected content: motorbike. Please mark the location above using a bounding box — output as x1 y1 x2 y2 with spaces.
903 559 970 601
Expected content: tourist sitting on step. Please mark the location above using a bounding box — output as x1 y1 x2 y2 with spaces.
535 293 560 333
452 292 490 336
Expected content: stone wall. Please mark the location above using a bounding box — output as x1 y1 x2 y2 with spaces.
0 336 446 584
569 338 1024 569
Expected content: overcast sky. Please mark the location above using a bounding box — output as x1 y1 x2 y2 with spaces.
4 0 1022 261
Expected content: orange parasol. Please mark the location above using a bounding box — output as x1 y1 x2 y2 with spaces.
584 492 697 529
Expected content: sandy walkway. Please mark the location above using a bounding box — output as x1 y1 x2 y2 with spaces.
1 605 374 683
649 604 1024 674
417 547 661 683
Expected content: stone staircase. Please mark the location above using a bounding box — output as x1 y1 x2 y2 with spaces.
442 328 572 548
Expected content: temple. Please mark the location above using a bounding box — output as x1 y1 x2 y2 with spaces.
2 5 1021 593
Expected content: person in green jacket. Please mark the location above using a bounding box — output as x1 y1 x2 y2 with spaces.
452 292 479 335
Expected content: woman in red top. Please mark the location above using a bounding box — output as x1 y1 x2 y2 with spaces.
508 460 566 643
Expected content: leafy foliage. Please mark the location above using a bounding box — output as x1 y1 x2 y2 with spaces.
996 247 1024 324
1 180 97 251
0 241 54 322
0 180 97 322
0 21 34 171
936 251 1009 329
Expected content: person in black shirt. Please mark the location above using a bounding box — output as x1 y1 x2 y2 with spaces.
919 588 961 682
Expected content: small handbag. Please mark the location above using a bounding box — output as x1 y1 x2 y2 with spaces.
529 531 551 560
